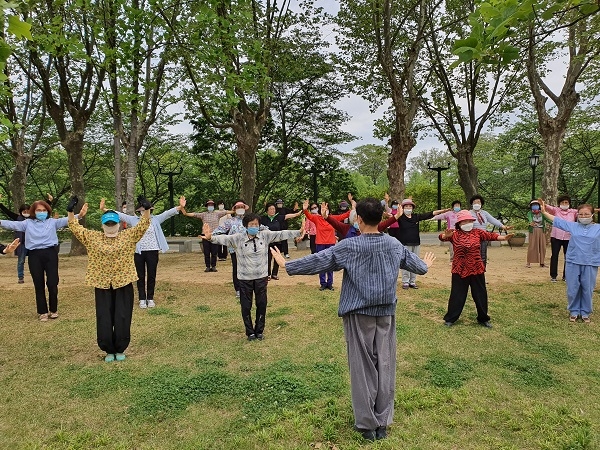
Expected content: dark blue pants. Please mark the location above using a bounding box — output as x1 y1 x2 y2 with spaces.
316 243 334 288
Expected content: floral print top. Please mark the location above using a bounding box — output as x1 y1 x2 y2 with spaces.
68 216 150 289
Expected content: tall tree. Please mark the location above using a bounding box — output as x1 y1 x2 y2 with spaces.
102 0 181 213
159 0 326 209
419 0 521 200
14 0 107 254
336 0 441 200
345 144 389 185
525 13 600 202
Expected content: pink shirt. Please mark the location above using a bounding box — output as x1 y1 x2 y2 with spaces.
431 211 459 229
546 205 577 240
304 219 317 236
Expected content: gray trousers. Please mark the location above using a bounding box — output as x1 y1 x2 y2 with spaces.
343 314 396 430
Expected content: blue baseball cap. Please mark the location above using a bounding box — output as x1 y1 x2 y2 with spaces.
101 210 120 225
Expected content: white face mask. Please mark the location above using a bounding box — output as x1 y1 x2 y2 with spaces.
22 213 30 218
207 206 214 212
102 223 120 237
579 217 593 225
403 208 413 215
235 208 246 216
460 222 474 232
472 203 482 211
311 209 318 214
218 204 225 210
560 204 569 210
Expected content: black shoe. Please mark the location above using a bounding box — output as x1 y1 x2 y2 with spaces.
409 283 418 289
327 286 334 291
204 267 211 272
247 334 257 341
256 333 264 340
375 426 387 440
443 321 453 327
355 428 376 442
210 267 217 272
319 286 326 291
18 278 24 284
479 320 493 328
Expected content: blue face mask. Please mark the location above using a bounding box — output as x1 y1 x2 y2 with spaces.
453 206 461 213
207 206 215 212
353 222 360 230
35 212 48 221
531 205 540 211
247 227 259 236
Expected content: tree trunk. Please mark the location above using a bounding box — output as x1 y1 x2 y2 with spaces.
9 136 30 210
236 132 259 211
540 128 564 203
456 145 479 200
64 132 87 256
387 126 414 201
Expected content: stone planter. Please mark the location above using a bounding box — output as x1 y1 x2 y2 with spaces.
509 236 526 247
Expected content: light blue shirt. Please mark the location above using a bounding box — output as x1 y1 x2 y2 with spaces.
553 217 600 266
117 207 180 254
0 216 72 250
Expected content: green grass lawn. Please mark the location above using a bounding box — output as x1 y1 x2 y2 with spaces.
1 254 599 449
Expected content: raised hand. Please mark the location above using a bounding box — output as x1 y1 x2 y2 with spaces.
179 196 186 209
302 199 309 210
47 193 53 202
421 251 436 268
270 245 286 268
347 192 353 202
99 198 107 212
201 223 212 240
79 203 89 218
66 195 78 212
3 238 20 253
442 228 454 239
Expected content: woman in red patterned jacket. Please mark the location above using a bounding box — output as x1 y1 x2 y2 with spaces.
439 210 513 328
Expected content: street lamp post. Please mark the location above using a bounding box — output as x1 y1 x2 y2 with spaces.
158 165 183 236
529 151 539 200
427 162 451 231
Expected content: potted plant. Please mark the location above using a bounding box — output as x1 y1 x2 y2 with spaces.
509 232 526 247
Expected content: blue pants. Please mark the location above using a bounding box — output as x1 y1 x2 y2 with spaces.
17 250 27 279
316 243 334 288
565 262 597 318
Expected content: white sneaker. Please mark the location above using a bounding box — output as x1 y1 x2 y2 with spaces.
147 299 156 308
139 300 147 309
285 254 290 258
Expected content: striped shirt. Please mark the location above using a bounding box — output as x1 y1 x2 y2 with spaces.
192 210 229 230
210 229 301 280
285 233 429 317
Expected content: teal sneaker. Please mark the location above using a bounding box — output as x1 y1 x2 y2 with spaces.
115 353 126 361
104 354 115 363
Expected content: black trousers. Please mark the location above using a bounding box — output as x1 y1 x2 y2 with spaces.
268 241 282 276
134 250 159 300
550 237 568 279
231 252 240 292
443 273 490 324
280 238 289 255
309 235 317 254
95 284 134 354
28 247 59 314
217 245 228 260
202 239 219 268
239 277 268 336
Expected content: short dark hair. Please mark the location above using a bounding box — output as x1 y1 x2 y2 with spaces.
121 201 127 206
469 194 484 206
217 200 225 205
265 203 276 212
19 204 30 213
242 213 261 227
451 200 461 207
356 198 384 226
557 194 571 205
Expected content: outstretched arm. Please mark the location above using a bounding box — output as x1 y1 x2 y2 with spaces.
539 199 555 222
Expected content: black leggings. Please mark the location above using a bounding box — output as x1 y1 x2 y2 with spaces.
550 237 568 279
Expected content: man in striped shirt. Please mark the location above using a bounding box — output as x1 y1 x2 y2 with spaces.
271 198 436 442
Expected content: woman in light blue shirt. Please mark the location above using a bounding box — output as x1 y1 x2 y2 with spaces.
0 197 82 321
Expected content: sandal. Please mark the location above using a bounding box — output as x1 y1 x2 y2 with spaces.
49 312 59 319
39 313 48 322
582 317 591 323
569 316 578 323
